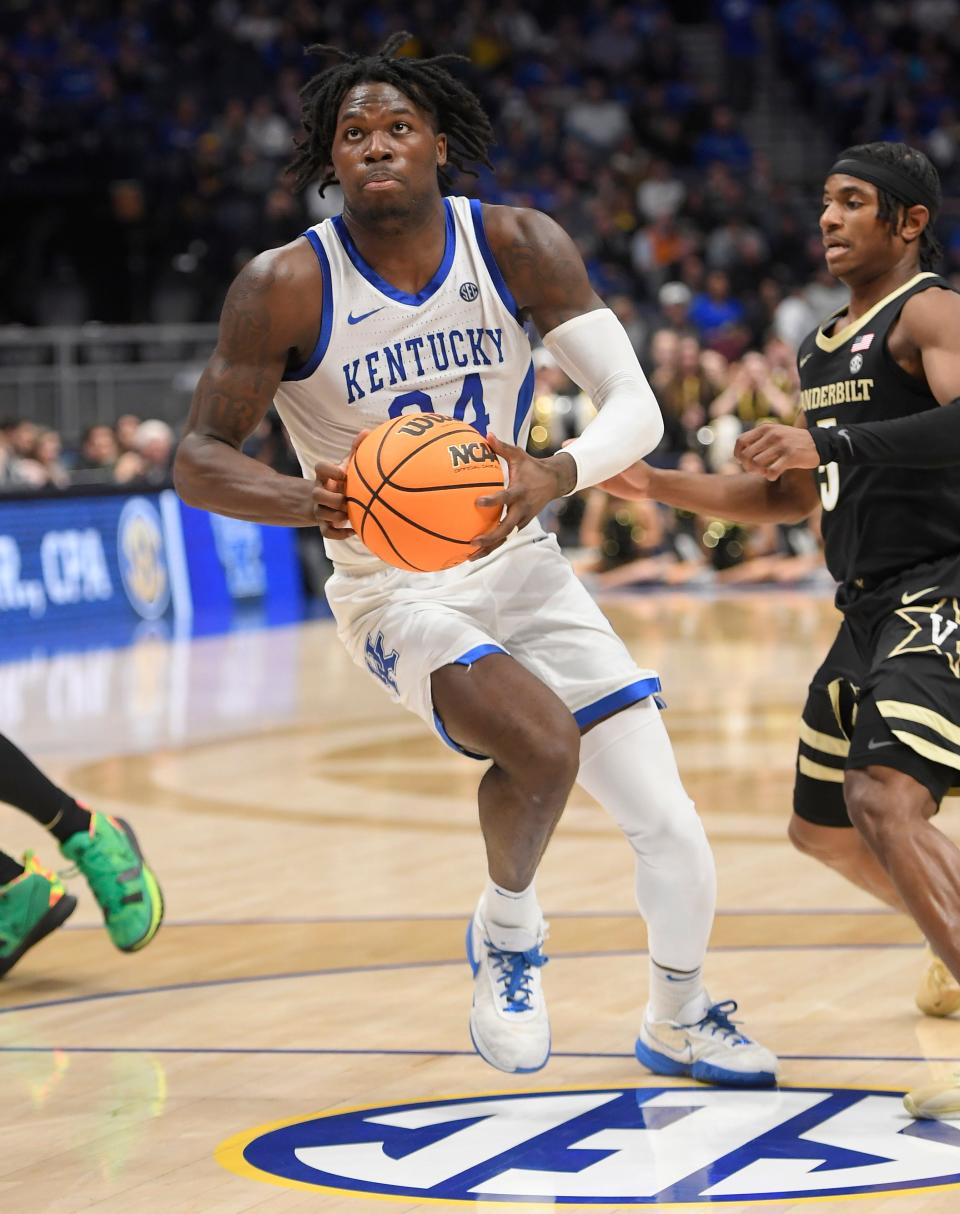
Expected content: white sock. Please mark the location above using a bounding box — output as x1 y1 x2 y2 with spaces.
647 959 710 1023
576 700 716 970
481 878 542 951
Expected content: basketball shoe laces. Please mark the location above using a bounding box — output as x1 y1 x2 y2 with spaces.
485 939 548 1012
59 833 138 918
695 999 750 1043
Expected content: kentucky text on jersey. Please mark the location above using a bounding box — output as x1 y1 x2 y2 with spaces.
343 328 506 404
800 379 874 411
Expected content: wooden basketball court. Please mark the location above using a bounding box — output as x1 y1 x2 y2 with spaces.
1 589 958 1212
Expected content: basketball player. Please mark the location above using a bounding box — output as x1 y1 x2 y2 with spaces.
174 34 777 1085
0 730 163 975
600 142 960 1117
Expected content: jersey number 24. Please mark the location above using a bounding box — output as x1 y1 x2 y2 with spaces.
387 373 490 435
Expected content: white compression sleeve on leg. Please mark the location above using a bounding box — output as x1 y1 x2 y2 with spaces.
541 309 664 492
576 700 716 971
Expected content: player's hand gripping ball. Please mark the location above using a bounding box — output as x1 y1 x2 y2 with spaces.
345 414 505 571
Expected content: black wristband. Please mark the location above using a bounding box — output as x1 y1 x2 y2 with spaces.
809 397 960 468
809 426 844 464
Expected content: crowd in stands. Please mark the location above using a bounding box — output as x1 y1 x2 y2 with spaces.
0 415 176 490
3 0 960 589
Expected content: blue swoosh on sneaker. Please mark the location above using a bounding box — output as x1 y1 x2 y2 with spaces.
347 307 385 325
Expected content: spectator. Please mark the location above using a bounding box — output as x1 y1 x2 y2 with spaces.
115 413 142 455
630 214 696 289
688 269 748 352
656 281 697 336
72 424 120 485
8 419 40 461
713 351 795 422
654 335 727 460
636 158 685 222
564 75 632 151
29 429 70 489
693 105 753 172
608 293 647 356
246 95 291 160
773 279 818 352
115 419 175 485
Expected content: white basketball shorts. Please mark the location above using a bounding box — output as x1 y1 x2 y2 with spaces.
324 523 661 758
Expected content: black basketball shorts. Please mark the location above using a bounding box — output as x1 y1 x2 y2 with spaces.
794 553 960 827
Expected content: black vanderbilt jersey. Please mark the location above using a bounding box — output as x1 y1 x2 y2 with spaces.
797 272 960 589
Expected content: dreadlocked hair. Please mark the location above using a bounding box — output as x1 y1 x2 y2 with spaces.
839 141 943 270
287 31 495 196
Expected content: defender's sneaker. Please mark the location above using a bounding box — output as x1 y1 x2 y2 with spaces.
466 904 550 1073
60 813 163 952
915 947 960 1018
0 852 76 977
636 999 779 1087
904 1077 960 1120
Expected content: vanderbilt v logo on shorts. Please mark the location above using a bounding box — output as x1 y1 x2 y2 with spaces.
888 596 960 679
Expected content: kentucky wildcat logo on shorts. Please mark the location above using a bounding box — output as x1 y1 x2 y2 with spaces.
364 630 399 692
218 1084 960 1202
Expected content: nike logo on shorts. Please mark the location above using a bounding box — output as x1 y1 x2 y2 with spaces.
347 307 385 325
901 586 939 605
867 738 896 750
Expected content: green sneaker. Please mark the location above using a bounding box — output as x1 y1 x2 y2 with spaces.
60 813 163 952
0 852 77 977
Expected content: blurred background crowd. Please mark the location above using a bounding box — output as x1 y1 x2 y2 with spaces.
3 0 960 591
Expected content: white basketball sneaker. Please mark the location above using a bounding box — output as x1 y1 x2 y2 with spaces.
466 903 550 1073
915 946 960 1018
904 1076 960 1119
636 999 779 1087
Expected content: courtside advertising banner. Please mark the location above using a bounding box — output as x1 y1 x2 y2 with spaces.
0 488 303 656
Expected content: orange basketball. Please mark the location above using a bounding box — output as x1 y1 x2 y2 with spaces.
345 414 505 572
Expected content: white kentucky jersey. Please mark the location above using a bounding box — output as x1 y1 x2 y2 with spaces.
273 195 535 571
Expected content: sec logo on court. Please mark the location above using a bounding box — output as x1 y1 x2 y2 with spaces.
217 1084 960 1203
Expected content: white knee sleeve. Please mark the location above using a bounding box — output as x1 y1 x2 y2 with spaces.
577 700 716 971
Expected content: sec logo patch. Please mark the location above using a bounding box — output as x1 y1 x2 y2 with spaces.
117 497 170 620
217 1084 960 1203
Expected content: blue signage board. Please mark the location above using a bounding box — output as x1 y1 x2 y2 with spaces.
178 502 305 635
0 489 305 658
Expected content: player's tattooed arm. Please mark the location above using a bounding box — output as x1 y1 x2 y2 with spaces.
483 205 605 335
175 245 350 533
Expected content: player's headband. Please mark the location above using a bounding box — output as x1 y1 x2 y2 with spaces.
828 157 940 215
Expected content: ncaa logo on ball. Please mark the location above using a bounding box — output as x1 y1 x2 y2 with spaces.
217 1084 960 1202
448 439 498 469
460 281 480 301
850 352 864 373
117 497 170 619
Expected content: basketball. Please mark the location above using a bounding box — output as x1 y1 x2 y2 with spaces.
344 414 505 572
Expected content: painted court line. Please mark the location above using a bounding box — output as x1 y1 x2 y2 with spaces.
0 1045 955 1064
0 943 923 1017
59 906 899 929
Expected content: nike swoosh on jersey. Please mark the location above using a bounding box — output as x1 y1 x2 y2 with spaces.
867 738 897 750
347 307 385 325
799 353 813 368
901 586 939 605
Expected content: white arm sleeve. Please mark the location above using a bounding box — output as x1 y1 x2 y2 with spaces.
542 308 664 493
